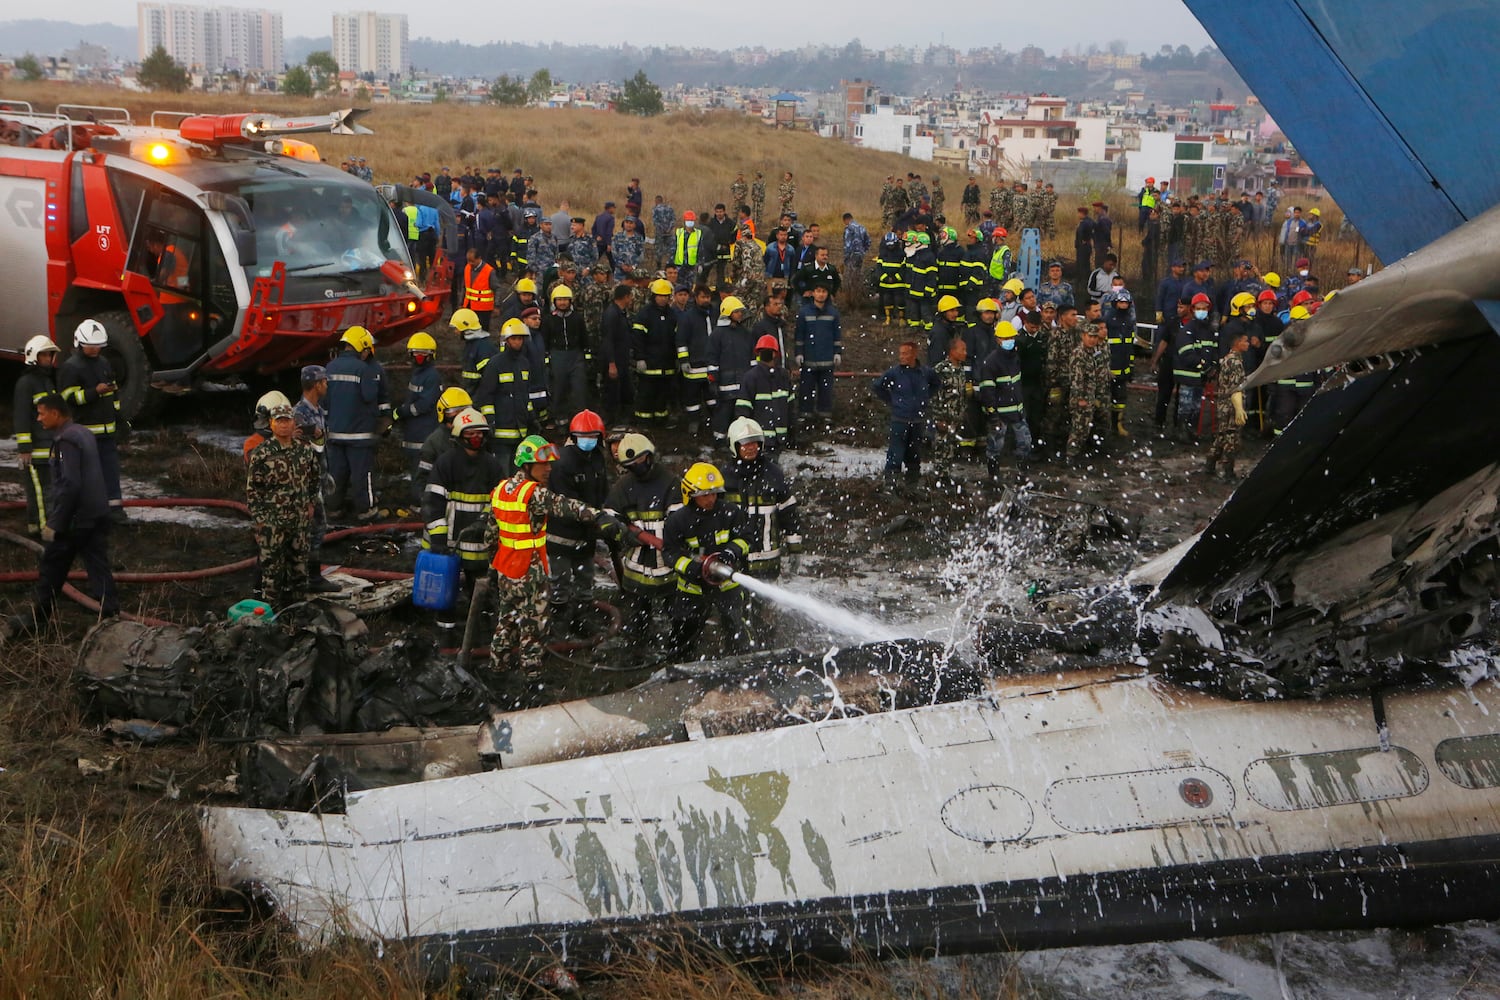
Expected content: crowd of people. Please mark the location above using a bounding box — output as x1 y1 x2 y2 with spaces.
6 158 1365 676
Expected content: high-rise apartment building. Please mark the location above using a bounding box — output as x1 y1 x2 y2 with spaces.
331 11 409 79
137 3 283 73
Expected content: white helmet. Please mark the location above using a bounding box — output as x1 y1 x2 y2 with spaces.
255 390 291 418
728 416 765 454
74 318 108 348
24 335 60 365
450 407 490 437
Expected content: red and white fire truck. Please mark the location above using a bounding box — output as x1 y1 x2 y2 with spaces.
0 101 451 418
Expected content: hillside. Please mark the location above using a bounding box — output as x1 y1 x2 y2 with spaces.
0 83 973 231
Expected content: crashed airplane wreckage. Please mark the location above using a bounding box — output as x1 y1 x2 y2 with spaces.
184 201 1500 974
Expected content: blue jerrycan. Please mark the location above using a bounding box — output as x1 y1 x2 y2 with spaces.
412 549 460 611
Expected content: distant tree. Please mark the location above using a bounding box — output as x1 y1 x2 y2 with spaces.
281 64 314 97
305 50 340 94
616 69 664 116
138 45 190 92
488 74 528 106
434 86 448 103
527 68 554 103
15 53 44 81
354 83 371 103
1107 39 1127 57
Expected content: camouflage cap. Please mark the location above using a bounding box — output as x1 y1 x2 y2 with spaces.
300 364 328 386
268 404 295 420
591 262 611 274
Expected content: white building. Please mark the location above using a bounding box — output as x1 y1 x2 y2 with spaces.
1131 131 1231 199
138 3 283 73
332 11 409 79
852 106 934 161
973 97 1108 178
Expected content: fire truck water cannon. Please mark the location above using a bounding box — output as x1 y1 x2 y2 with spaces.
177 108 372 146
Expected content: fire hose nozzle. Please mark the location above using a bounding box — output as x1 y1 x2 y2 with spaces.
701 554 736 585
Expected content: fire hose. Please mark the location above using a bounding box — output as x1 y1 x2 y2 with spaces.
0 497 625 656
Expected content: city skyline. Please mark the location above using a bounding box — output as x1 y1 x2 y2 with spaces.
43 1 1214 55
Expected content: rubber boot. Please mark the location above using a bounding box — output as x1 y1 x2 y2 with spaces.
1220 460 1237 481
1204 456 1217 476
306 561 341 594
1114 414 1130 438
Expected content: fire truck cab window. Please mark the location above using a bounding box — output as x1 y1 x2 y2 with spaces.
234 180 410 276
128 192 201 298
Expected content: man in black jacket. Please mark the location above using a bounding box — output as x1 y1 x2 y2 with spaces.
704 203 737 290
5 394 119 639
599 284 635 424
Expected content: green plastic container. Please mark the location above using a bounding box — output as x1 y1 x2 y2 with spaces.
228 599 275 623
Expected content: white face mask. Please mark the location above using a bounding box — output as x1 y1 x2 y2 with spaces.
1194 309 1209 321
1299 269 1308 277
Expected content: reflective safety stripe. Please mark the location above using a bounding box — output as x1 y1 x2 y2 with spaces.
327 432 380 443
83 422 117 436
1172 370 1201 380
327 373 361 383
492 427 524 440
463 262 495 309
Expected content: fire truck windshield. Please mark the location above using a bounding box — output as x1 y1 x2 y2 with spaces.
224 178 413 283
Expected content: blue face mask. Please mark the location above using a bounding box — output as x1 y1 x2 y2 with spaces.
1194 309 1209 321
1000 339 1016 351
576 437 598 452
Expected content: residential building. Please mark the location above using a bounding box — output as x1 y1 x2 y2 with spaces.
974 96 1108 177
137 3 282 73
332 10 409 79
852 105 934 161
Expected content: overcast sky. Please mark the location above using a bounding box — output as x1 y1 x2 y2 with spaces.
101 0 1213 50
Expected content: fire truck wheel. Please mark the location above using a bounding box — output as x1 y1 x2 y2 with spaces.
90 310 153 422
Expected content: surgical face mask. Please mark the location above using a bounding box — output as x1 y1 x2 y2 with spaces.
1000 339 1016 351
685 220 695 229
1194 309 1209 321
576 436 598 452
1299 269 1308 277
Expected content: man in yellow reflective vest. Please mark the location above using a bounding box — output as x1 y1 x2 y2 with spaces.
672 210 706 288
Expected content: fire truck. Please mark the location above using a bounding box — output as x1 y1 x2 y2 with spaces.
0 101 452 419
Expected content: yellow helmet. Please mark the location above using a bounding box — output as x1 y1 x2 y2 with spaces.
340 325 374 353
1262 271 1282 289
650 278 674 296
976 297 1000 314
500 318 529 338
936 294 961 314
551 284 573 301
1289 305 1311 321
995 320 1018 339
449 308 482 332
680 461 726 505
407 331 437 352
515 278 538 294
1323 290 1338 302
1229 292 1256 315
720 295 746 317
450 407 489 437
1309 207 1321 217
1003 278 1025 296
436 387 472 420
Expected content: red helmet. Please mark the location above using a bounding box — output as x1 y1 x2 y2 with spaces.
755 335 781 353
1257 289 1277 302
568 409 606 435
1191 293 1211 306
1290 290 1314 307
994 227 1009 239
682 210 697 222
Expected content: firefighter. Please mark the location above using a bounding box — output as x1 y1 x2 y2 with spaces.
453 307 494 400
324 325 391 521
460 247 502 331
735 335 794 455
603 433 677 654
474 318 541 471
14 336 60 536
398 331 441 509
424 407 506 630
541 284 594 432
877 228 907 326
547 409 611 636
723 417 802 582
676 284 716 433
58 319 125 524
416 387 474 500
488 435 624 678
707 296 757 444
663 462 753 658
631 278 678 422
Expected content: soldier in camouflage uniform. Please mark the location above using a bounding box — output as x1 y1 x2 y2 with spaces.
930 337 970 485
750 172 766 230
731 224 766 315
651 196 676 270
730 172 749 212
1065 323 1111 462
487 435 624 676
1205 329 1249 479
930 176 945 217
1044 303 1084 448
885 179 910 232
1222 203 1246 277
578 263 615 359
908 174 930 211
526 218 560 279
246 404 318 609
778 172 796 217
610 216 645 282
961 178 981 227
879 177 897 232
1011 182 1032 231
1036 183 1059 238
992 182 1014 231
1183 203 1205 272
